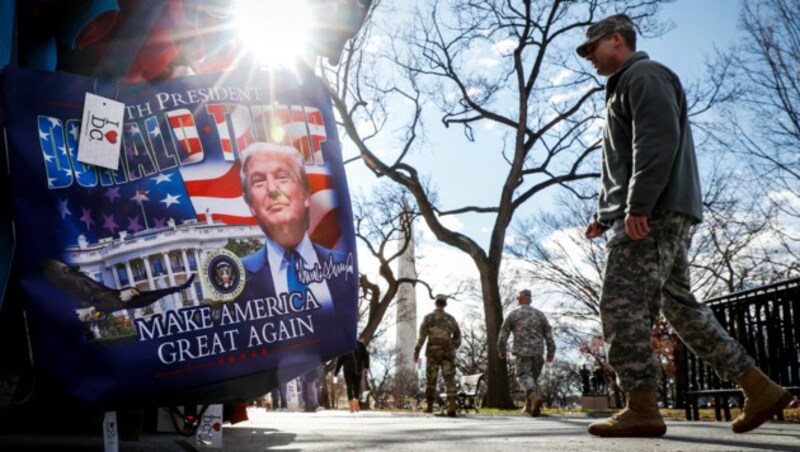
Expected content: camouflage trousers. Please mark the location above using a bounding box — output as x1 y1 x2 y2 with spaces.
514 353 544 396
425 347 456 400
600 211 754 392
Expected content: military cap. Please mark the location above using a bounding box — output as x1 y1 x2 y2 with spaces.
435 294 448 306
519 289 532 297
575 14 635 57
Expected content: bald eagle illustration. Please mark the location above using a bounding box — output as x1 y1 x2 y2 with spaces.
41 259 195 316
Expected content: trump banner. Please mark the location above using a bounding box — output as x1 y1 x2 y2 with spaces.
1 66 358 406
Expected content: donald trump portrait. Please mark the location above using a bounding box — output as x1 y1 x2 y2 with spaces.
238 142 347 314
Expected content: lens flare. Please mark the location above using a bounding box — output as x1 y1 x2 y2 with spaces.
234 0 312 68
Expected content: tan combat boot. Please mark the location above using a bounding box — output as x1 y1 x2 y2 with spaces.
587 387 666 437
731 367 793 433
423 399 434 414
531 392 544 417
447 397 458 417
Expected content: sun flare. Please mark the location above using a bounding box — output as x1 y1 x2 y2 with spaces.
234 0 312 68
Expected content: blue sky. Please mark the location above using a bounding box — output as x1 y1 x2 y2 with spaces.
642 0 740 79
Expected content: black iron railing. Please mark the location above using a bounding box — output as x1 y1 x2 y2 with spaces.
680 277 800 419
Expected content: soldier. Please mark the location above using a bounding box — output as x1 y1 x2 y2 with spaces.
577 13 792 437
414 294 462 417
497 289 555 417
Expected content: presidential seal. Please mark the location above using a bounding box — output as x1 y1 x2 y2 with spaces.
200 248 245 301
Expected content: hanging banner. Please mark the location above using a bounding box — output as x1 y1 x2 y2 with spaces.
1 66 358 406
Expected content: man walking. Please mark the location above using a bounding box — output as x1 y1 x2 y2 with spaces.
270 383 288 411
577 13 792 437
301 367 320 413
497 289 555 417
414 294 462 417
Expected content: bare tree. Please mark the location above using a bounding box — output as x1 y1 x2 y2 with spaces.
455 310 489 376
325 0 673 408
509 193 604 323
354 183 434 345
539 359 583 408
363 336 424 409
364 336 398 408
689 162 800 299
713 0 800 265
388 367 421 409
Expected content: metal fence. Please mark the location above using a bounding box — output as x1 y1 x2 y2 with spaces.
680 277 800 397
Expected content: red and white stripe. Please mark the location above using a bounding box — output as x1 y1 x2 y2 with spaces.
284 106 326 166
306 165 341 250
166 109 204 164
246 104 327 165
229 104 256 155
205 104 236 161
181 160 256 225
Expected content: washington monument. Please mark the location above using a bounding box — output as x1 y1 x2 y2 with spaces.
395 202 417 385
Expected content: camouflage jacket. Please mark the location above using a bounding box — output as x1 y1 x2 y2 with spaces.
414 309 461 358
497 305 555 358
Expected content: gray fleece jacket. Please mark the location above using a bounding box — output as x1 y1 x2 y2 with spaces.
596 51 703 224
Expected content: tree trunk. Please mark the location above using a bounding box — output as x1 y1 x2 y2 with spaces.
478 263 515 408
356 274 399 347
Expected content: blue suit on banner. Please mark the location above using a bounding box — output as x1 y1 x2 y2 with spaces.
240 235 350 316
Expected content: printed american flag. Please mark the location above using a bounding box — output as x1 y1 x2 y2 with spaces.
55 169 197 246
38 118 196 246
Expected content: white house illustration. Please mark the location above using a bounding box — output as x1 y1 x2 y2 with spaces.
64 216 262 327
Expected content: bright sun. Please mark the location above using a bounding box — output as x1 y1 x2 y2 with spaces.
234 0 312 67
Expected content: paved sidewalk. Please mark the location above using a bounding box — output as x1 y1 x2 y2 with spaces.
1 408 798 451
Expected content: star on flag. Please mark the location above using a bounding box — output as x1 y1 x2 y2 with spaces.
69 123 79 141
104 187 121 203
79 207 95 230
58 198 72 219
132 189 150 204
127 216 143 233
102 213 119 234
153 173 172 184
161 193 181 208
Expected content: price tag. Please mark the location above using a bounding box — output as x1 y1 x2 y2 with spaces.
196 404 224 448
77 93 125 170
103 411 119 452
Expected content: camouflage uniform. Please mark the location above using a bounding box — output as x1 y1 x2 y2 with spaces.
497 305 555 396
601 211 754 392
414 309 462 400
591 47 755 394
